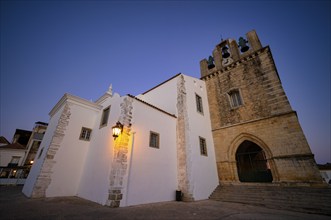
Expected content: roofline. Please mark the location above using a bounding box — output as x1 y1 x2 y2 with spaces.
95 93 112 105
0 148 26 151
49 93 102 117
14 129 32 134
142 73 182 95
35 121 48 126
0 136 10 144
127 94 177 118
0 143 26 150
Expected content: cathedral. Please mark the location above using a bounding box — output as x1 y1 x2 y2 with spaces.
23 30 322 207
200 30 322 184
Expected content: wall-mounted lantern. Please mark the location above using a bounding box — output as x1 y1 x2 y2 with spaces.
112 121 123 140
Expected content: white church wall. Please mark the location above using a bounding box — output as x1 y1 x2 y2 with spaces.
45 103 99 197
122 98 177 206
138 74 219 201
22 104 65 197
23 74 219 205
137 75 178 115
77 93 123 205
183 75 219 200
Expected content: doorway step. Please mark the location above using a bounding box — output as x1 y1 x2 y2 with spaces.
209 183 331 215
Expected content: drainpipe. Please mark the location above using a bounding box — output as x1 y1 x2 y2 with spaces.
125 131 136 206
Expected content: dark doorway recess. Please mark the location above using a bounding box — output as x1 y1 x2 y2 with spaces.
236 140 273 182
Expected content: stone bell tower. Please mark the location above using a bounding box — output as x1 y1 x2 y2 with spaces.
200 30 323 184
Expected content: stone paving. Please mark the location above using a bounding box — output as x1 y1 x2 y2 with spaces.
0 186 330 220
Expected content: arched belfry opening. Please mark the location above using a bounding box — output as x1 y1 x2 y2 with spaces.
235 140 273 182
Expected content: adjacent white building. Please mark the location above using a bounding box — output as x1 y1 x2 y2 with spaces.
0 143 26 167
22 122 48 166
22 73 219 207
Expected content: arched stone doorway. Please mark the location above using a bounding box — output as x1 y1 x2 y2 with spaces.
236 140 273 182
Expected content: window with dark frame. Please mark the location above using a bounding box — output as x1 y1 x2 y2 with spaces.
228 89 243 108
149 131 160 149
38 148 44 159
199 136 208 156
31 141 41 151
100 106 110 127
8 156 21 167
79 127 92 141
195 94 203 114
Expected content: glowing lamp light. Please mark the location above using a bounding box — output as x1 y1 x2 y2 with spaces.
30 160 34 164
112 121 123 140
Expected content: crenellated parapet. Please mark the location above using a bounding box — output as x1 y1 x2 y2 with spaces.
201 30 262 78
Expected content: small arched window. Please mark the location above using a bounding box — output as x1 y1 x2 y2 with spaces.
228 89 243 108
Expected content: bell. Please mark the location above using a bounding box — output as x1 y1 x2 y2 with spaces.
238 37 249 53
207 56 215 69
222 46 230 58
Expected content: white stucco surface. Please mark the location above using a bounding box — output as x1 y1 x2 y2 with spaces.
77 93 122 205
137 75 178 115
45 103 99 197
22 104 65 197
183 75 219 200
122 99 177 206
140 74 219 200
23 74 219 206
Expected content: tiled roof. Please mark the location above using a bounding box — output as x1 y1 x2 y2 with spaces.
0 143 26 150
0 136 10 145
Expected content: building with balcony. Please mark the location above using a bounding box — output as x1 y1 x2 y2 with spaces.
0 129 31 168
22 121 48 166
0 122 47 184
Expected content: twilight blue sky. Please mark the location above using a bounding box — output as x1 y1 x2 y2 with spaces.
1 1 330 164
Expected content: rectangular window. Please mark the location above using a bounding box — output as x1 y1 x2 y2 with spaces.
79 127 92 141
38 148 44 159
100 106 110 127
195 94 203 114
229 90 243 108
8 156 21 167
149 131 160 149
199 137 208 156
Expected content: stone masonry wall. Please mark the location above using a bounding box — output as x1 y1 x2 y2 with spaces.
213 111 322 183
176 75 194 201
203 47 292 130
31 103 71 198
202 45 322 184
106 96 133 207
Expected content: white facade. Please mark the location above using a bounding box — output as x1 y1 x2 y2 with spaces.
139 74 219 200
23 74 219 207
0 148 25 167
0 144 26 184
